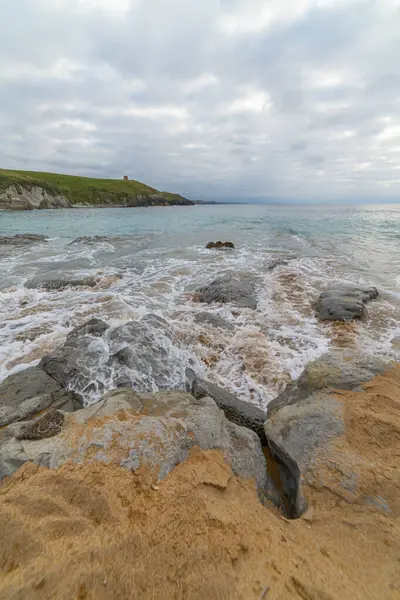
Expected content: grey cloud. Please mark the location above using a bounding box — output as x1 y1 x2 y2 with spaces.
0 0 400 202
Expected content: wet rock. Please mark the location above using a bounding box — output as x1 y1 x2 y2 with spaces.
39 315 187 398
268 350 391 417
69 235 128 245
193 312 234 331
315 285 379 321
197 273 258 309
108 314 186 391
25 272 97 290
0 390 274 501
206 241 235 249
0 367 82 427
186 369 267 444
39 318 110 390
0 234 49 246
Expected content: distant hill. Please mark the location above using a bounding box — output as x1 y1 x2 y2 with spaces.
0 169 193 210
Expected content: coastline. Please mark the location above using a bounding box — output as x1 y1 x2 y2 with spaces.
0 363 399 599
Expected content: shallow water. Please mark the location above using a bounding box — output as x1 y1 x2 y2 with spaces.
0 204 399 408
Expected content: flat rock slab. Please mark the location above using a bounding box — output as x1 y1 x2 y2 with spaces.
0 390 275 503
186 369 267 444
315 285 378 321
197 273 258 309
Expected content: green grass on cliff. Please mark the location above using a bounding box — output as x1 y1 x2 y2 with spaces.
0 169 190 206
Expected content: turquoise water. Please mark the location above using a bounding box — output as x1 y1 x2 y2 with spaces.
0 204 399 406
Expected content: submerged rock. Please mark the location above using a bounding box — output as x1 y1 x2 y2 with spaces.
186 369 267 444
193 312 234 331
0 234 49 246
0 390 273 500
315 285 378 321
197 273 258 309
25 273 97 290
0 367 82 427
69 235 129 245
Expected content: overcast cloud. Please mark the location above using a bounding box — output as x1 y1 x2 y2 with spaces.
0 0 400 202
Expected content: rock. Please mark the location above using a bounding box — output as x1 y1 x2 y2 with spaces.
0 234 49 246
0 185 70 210
186 369 267 444
107 315 186 391
25 273 97 290
0 367 82 427
265 392 345 517
193 312 234 331
0 390 274 501
197 273 258 309
268 350 391 417
206 241 235 249
69 235 128 245
315 285 379 321
39 318 110 392
39 315 188 399
265 365 400 519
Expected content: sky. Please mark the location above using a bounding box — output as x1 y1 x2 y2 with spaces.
0 0 400 202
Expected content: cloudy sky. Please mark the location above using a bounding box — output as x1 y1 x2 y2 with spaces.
1 0 400 202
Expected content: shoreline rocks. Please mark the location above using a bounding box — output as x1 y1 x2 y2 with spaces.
315 285 379 321
197 273 258 309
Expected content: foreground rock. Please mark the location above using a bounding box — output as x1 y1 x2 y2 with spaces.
39 316 188 398
268 350 391 416
193 311 234 331
197 273 258 309
315 284 378 321
265 364 400 519
0 367 82 427
0 389 273 501
25 272 97 290
0 234 49 246
186 369 267 444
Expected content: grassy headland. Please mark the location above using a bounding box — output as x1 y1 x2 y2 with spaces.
0 169 192 207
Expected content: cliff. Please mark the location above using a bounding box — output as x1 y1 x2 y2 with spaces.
0 169 193 210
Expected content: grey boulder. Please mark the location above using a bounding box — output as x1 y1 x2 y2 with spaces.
0 367 82 427
186 369 267 444
315 285 378 321
197 273 258 309
264 392 344 517
0 390 275 502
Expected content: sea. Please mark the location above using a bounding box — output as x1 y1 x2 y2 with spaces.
1 203 399 409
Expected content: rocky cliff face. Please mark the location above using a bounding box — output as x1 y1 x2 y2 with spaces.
0 184 71 210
